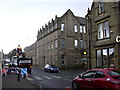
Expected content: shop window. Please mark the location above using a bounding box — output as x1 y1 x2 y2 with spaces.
109 48 115 67
103 49 108 67
96 48 115 68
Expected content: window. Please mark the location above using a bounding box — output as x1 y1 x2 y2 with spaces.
55 23 57 29
61 24 65 31
104 21 110 38
94 71 105 78
83 40 87 48
98 21 110 39
54 39 58 48
83 26 86 33
98 23 103 39
48 42 50 50
103 49 108 67
75 58 79 64
80 40 83 48
99 0 104 14
80 25 83 33
61 38 65 48
51 41 54 49
51 26 53 31
74 39 78 48
96 48 115 68
48 26 50 33
96 50 102 67
109 48 115 67
108 70 120 76
82 71 96 78
62 60 65 65
61 54 65 65
74 25 78 32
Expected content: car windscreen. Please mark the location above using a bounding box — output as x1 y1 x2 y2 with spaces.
50 65 56 68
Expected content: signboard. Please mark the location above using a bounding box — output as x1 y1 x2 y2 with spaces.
19 60 31 64
116 36 120 43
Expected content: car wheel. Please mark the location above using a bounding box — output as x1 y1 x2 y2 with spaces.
72 82 78 90
48 70 51 73
56 70 59 73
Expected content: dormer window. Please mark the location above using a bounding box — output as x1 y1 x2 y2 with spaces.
99 0 104 14
55 23 57 29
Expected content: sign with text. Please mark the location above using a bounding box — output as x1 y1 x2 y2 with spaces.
19 60 31 64
116 36 120 43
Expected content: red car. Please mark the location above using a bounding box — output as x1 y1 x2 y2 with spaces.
72 68 120 90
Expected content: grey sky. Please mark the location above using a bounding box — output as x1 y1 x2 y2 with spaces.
0 0 92 54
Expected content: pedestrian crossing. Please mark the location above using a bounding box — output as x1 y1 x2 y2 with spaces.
43 76 52 80
26 75 63 81
33 76 43 80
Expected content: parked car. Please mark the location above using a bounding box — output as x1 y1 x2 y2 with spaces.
44 64 59 73
72 68 120 90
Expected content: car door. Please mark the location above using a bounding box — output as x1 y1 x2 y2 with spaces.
77 71 96 88
91 71 107 88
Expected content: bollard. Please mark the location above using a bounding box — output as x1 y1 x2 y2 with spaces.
17 73 20 81
65 87 71 90
17 69 21 81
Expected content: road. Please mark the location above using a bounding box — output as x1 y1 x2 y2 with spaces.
26 67 84 90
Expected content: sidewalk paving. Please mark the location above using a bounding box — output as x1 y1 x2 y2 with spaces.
2 74 40 90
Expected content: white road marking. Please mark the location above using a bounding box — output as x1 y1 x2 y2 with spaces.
33 76 43 80
51 75 61 79
43 76 52 79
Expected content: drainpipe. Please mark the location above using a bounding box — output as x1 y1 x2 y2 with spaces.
86 8 92 70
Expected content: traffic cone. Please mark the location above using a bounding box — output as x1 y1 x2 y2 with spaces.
65 87 71 90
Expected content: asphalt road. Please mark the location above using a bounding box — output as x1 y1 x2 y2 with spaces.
26 67 84 90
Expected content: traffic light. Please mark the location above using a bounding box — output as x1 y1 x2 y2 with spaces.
81 51 87 55
84 52 87 55
17 45 22 55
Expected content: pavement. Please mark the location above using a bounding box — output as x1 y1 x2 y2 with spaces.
2 74 40 90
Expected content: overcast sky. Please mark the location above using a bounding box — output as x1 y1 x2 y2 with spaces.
0 0 92 54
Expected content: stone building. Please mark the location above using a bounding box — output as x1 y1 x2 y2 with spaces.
24 43 37 66
36 9 87 69
86 1 120 69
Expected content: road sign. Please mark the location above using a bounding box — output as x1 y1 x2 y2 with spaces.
21 68 28 78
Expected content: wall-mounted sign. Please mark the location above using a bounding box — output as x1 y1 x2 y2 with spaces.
116 36 120 43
